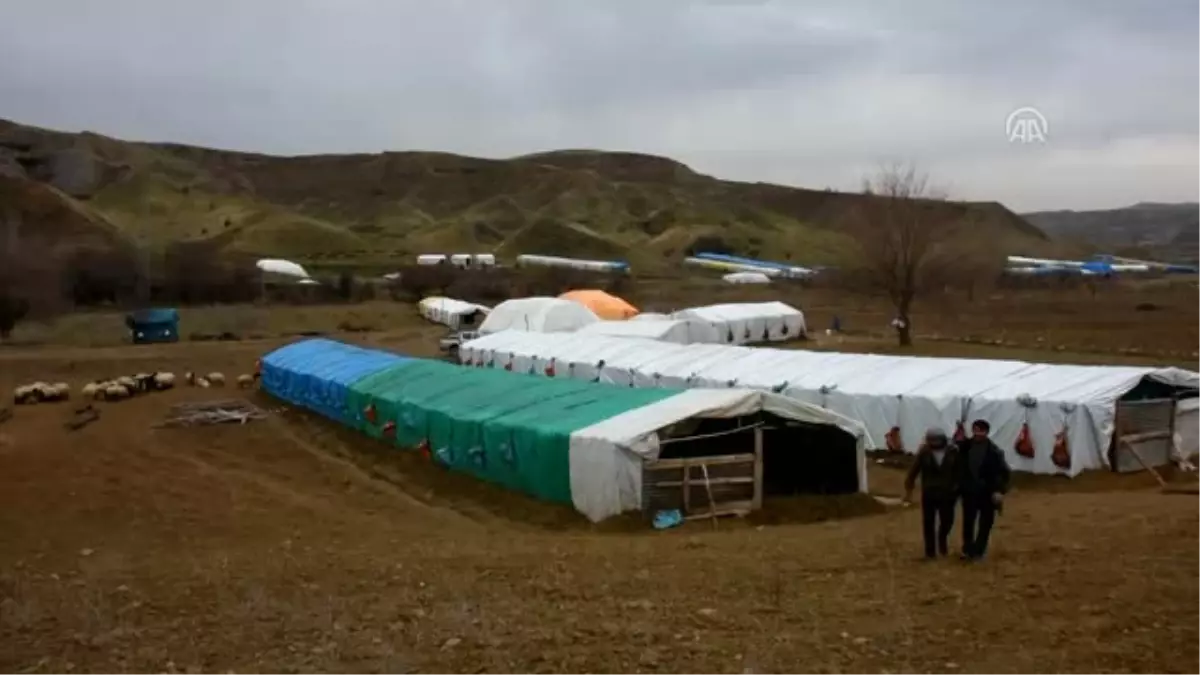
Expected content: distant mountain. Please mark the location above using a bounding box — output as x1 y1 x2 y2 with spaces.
0 117 1059 269
1022 202 1199 263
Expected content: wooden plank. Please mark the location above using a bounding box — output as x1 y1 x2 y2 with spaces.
752 426 764 511
682 464 691 513
701 463 718 530
683 499 754 521
1121 439 1168 488
649 476 754 488
1121 430 1172 444
646 453 755 470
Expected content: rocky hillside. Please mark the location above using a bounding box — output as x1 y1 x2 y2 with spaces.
1023 202 1199 263
0 118 1061 268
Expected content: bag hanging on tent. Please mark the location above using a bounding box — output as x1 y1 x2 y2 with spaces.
1014 421 1035 458
885 395 904 453
418 438 432 461
885 426 904 452
381 421 397 439
1051 425 1070 469
544 359 556 377
363 403 378 424
1014 394 1036 458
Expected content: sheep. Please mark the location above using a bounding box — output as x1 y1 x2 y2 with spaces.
153 372 176 390
47 383 70 401
236 373 255 389
13 384 40 405
81 382 101 399
103 384 130 401
114 376 138 394
206 372 226 387
195 377 211 389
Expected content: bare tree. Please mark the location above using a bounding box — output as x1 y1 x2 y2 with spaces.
843 163 965 346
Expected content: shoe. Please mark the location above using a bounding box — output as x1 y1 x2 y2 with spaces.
958 552 974 561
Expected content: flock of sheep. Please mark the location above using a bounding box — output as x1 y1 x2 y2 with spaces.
12 370 259 405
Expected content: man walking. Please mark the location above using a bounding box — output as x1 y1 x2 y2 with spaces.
904 428 960 560
956 419 1011 561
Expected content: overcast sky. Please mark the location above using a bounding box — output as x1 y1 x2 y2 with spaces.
1 0 1196 211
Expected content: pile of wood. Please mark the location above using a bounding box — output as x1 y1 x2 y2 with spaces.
156 399 268 428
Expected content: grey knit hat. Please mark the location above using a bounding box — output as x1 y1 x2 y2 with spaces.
925 427 949 447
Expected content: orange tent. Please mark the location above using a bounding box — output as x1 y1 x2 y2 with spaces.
559 289 639 320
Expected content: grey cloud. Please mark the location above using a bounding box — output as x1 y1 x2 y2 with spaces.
0 0 1195 210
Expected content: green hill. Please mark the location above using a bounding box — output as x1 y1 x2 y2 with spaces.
0 118 1066 269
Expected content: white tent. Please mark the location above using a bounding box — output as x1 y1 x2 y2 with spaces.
478 297 600 334
672 301 806 344
631 312 672 322
256 258 310 279
418 296 490 330
575 318 722 345
459 331 1199 477
723 272 772 284
569 388 869 521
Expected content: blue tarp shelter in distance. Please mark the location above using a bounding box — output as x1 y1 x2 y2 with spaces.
126 308 180 344
260 338 410 425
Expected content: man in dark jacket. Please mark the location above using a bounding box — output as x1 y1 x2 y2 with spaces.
955 419 1011 561
904 427 960 559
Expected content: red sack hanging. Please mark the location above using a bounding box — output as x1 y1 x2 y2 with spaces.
885 425 904 453
381 421 397 438
953 420 967 443
544 360 556 377
1014 422 1035 458
418 438 432 460
1051 427 1070 469
363 403 377 424
254 359 263 375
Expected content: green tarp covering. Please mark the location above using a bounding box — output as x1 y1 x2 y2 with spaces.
346 359 680 504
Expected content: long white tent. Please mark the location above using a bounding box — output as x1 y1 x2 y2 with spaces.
673 302 806 344
574 318 722 345
460 331 1199 477
418 296 490 330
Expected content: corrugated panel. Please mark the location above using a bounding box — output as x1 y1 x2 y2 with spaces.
261 338 409 424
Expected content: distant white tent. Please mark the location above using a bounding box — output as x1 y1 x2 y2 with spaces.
419 296 491 330
479 297 600 334
256 258 310 279
672 301 806 344
575 318 721 345
723 272 772 284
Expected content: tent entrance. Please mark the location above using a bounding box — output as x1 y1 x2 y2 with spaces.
1110 397 1177 473
641 414 860 519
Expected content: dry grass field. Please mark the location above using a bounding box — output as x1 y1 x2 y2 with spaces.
1 281 1197 673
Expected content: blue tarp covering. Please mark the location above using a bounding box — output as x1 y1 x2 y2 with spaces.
261 338 409 424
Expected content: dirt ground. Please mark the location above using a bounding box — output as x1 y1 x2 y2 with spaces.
1 282 1197 673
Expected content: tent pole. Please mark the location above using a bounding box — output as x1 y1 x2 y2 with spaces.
752 426 764 511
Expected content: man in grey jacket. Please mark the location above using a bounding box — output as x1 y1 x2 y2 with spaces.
955 419 1011 561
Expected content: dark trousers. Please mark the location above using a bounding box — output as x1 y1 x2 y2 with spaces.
961 492 997 558
921 493 956 557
